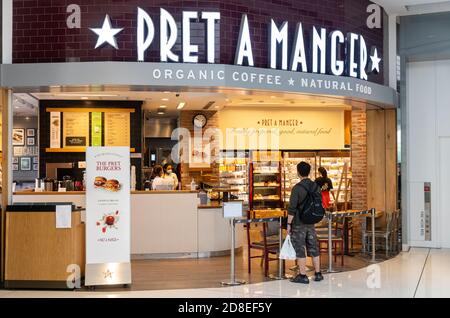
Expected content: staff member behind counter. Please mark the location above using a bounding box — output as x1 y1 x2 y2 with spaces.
151 165 174 191
163 164 179 190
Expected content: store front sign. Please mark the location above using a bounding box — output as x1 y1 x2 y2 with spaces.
89 7 381 81
85 147 131 287
2 62 395 106
219 109 345 150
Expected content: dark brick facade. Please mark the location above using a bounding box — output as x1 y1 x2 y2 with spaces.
13 0 384 83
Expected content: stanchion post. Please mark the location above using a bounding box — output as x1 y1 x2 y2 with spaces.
221 218 246 286
269 217 286 280
371 208 376 263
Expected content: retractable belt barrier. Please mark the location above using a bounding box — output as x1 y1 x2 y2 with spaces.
221 209 377 286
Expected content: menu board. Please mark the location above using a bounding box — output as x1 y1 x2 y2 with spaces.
105 113 130 147
50 112 61 148
63 112 90 148
91 112 103 147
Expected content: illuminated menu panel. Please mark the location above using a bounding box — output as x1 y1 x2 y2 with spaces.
105 113 130 147
63 112 90 148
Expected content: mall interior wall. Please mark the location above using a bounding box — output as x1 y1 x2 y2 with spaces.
400 12 450 249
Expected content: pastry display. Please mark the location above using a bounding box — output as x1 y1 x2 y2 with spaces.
219 154 249 202
251 152 282 209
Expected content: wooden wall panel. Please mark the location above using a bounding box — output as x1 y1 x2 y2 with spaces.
1 89 10 284
385 109 398 213
367 110 387 213
367 109 398 226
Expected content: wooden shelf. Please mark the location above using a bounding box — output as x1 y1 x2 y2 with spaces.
46 148 136 153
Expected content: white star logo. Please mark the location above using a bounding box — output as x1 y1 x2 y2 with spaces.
370 48 382 74
90 15 123 49
288 78 295 86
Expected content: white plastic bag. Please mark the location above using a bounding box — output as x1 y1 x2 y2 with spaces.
279 235 297 260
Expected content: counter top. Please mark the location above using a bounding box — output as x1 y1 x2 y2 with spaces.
14 190 199 195
198 202 223 209
7 203 83 212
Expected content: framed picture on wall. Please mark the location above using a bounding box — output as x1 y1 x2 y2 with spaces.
27 137 35 146
20 157 31 171
27 129 35 137
12 164 19 171
12 129 25 146
13 157 19 164
33 164 39 171
33 157 38 164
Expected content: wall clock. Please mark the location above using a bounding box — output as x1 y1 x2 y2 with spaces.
193 114 208 129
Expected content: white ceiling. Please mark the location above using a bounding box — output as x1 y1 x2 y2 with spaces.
22 90 352 118
373 0 450 15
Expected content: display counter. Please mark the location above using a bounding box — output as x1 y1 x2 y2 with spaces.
12 191 244 259
4 204 85 289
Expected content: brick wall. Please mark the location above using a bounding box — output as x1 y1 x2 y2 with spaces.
351 109 367 210
178 110 220 189
12 0 384 84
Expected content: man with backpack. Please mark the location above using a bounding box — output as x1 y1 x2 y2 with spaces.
287 162 325 284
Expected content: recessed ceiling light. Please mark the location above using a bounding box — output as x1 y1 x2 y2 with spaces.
163 91 170 94
162 98 169 101
157 111 165 115
160 105 167 109
81 97 89 100
177 102 186 110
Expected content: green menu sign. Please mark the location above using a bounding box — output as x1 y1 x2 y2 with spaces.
91 112 102 147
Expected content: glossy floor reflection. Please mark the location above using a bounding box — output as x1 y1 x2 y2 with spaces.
0 248 448 298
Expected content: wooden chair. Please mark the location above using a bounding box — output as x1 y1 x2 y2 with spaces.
316 225 345 266
247 221 280 277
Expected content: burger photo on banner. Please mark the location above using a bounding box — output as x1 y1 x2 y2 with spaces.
94 176 121 192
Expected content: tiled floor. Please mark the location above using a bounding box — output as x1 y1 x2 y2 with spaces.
0 248 447 298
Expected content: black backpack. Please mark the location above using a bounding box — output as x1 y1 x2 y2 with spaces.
298 183 325 224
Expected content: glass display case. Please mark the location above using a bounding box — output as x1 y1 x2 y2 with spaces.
282 152 317 203
250 151 282 210
318 151 352 206
219 151 249 202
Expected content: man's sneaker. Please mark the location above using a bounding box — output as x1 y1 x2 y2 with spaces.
290 274 309 284
314 272 324 282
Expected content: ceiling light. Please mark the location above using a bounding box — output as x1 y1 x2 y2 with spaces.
157 111 165 115
162 98 169 101
271 96 276 99
405 1 450 12
177 102 186 110
54 93 119 98
81 97 89 100
160 105 167 109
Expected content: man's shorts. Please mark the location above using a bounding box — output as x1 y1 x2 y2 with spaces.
290 223 320 258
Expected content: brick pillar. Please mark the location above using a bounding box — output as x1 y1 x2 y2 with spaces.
351 109 367 210
178 111 220 189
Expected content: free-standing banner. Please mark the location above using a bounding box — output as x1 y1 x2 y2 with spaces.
85 147 131 286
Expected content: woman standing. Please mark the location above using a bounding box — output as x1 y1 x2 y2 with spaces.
163 163 179 190
315 167 334 210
